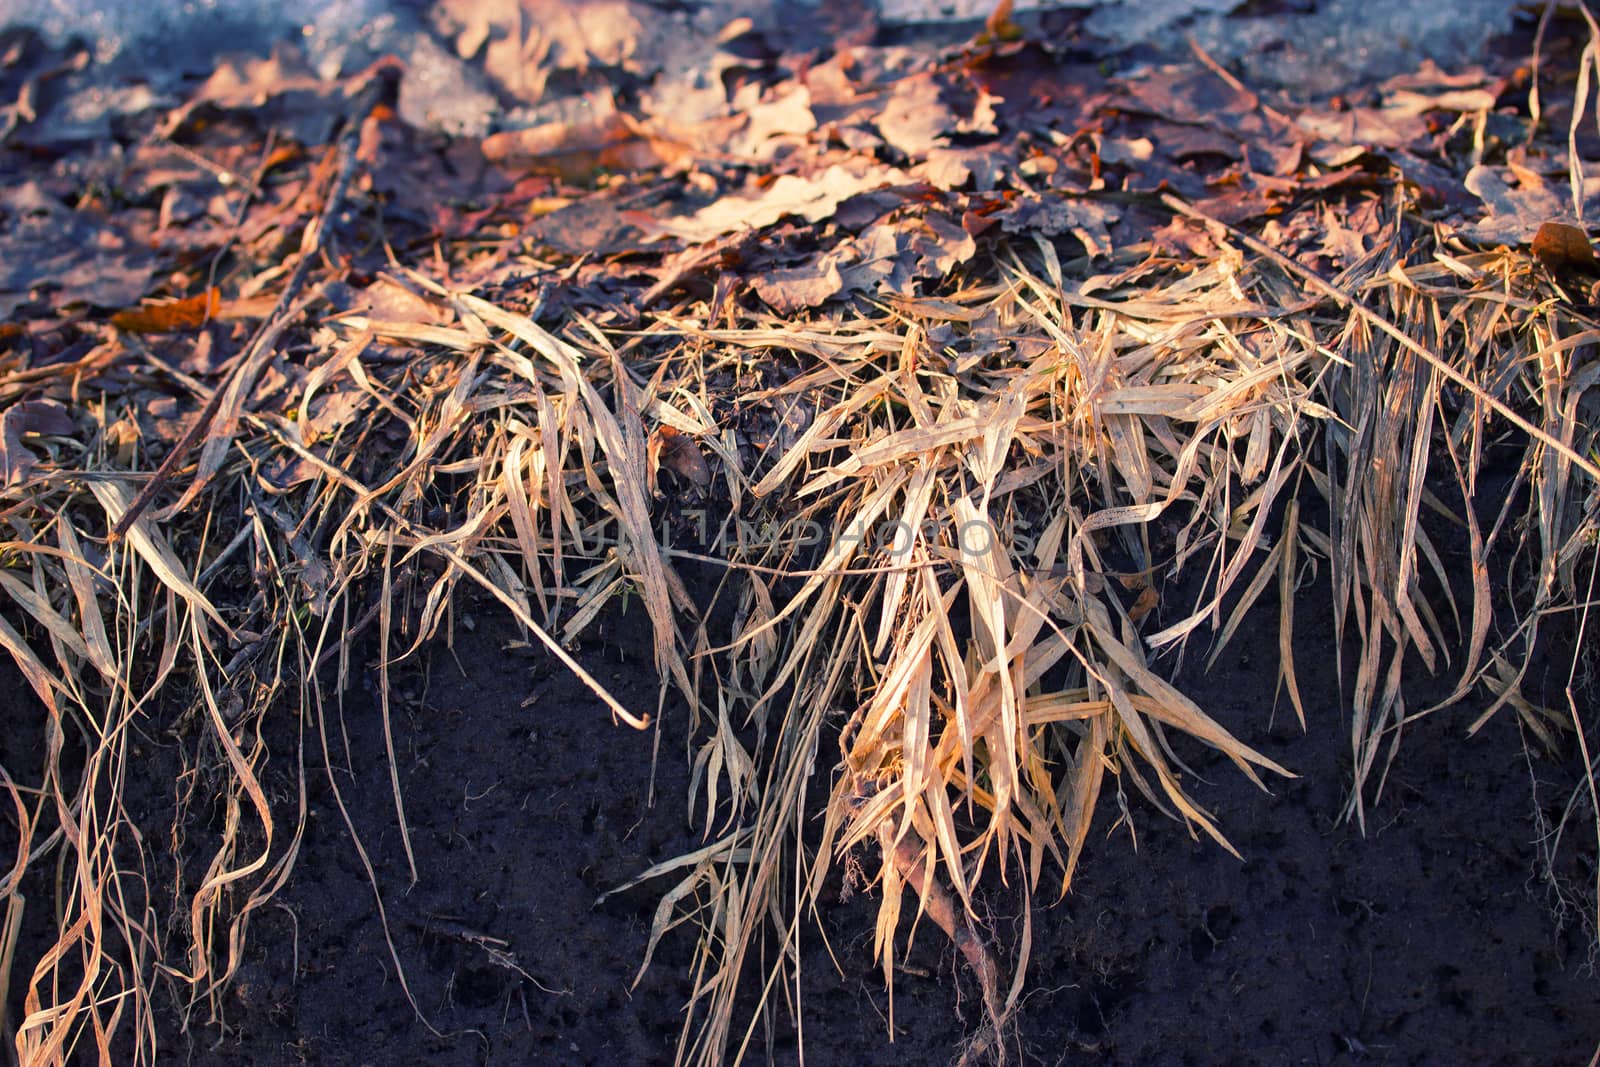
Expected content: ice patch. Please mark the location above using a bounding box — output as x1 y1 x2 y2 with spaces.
0 0 1525 96
0 0 419 79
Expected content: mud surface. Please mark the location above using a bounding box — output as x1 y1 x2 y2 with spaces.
5 576 1597 1066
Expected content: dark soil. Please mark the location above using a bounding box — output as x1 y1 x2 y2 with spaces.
7 564 1595 1066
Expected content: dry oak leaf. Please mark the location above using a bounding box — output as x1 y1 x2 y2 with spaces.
438 0 667 102
877 73 953 158
837 212 977 296
111 289 275 333
724 82 817 161
752 259 845 314
1457 164 1600 247
657 163 908 242
998 193 1120 258
0 183 154 318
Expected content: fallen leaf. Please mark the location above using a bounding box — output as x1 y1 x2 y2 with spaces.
526 193 648 256
658 163 908 242
481 88 690 178
1295 104 1429 153
437 0 670 102
1460 164 1567 246
259 450 324 492
1532 222 1596 271
1119 66 1257 127
177 41 342 145
112 289 278 333
834 212 977 296
651 425 711 488
877 73 953 158
0 183 154 317
920 145 1011 191
361 276 454 326
1129 583 1159 623
752 259 845 313
1315 200 1379 267
725 83 817 160
112 290 221 333
0 399 74 486
997 193 1121 257
301 388 369 441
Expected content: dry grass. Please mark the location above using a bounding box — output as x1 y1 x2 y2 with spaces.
3 117 1600 1067
604 215 1600 1061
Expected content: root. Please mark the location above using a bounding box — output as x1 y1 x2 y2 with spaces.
884 835 1009 1065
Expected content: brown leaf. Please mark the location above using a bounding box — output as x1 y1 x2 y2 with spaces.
360 276 454 326
0 183 154 317
438 0 670 102
752 259 845 314
1128 583 1159 624
191 41 323 108
657 163 908 242
111 289 277 333
0 399 73 486
1120 66 1257 127
877 73 953 158
997 193 1121 257
1295 106 1428 153
179 41 343 144
724 83 816 161
112 290 221 333
1531 222 1596 271
1460 164 1570 247
258 450 323 492
301 388 369 442
652 425 711 487
481 89 690 179
920 145 1010 192
1314 199 1381 267
836 212 977 296
515 191 645 256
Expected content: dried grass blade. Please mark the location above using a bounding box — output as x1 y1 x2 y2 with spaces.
462 295 694 701
1058 712 1110 895
377 541 418 884
56 522 117 684
0 570 94 673
952 495 1020 818
90 482 233 640
182 617 273 986
750 380 888 499
1085 597 1291 781
873 466 937 657
1203 536 1284 673
0 612 64 715
894 659 936 845
1276 501 1306 728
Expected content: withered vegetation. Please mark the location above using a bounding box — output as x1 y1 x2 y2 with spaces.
1 4 1598 1064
